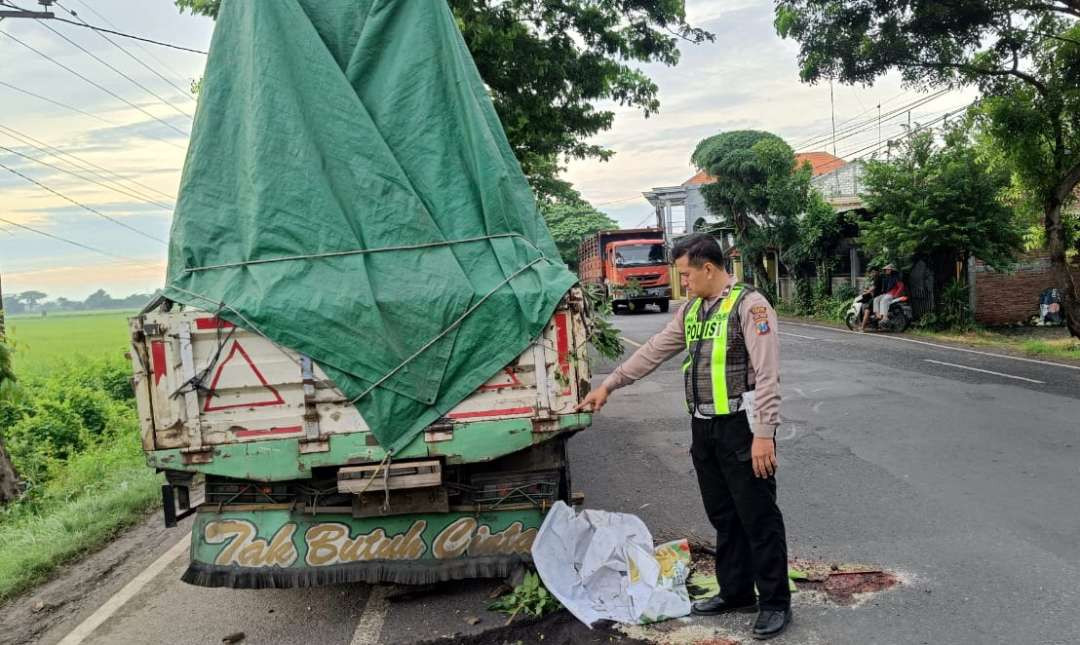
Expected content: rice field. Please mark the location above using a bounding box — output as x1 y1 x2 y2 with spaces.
3 310 134 378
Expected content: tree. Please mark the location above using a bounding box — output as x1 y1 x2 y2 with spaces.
782 190 849 310
174 0 712 202
690 130 812 295
775 0 1080 335
83 289 115 310
858 127 1022 292
0 340 17 504
1 295 22 316
540 198 618 271
17 291 46 311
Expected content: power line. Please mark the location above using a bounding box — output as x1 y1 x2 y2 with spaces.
0 26 191 137
0 0 207 54
0 214 139 261
0 122 177 202
0 157 168 244
0 78 117 126
63 0 195 96
793 89 912 150
0 79 188 151
797 89 950 152
593 195 644 207
51 15 208 55
845 101 977 160
796 89 954 153
23 6 195 120
797 89 950 151
0 141 174 210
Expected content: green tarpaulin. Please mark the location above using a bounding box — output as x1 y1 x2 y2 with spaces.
164 0 576 454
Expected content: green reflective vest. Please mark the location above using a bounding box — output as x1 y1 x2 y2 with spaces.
681 284 751 416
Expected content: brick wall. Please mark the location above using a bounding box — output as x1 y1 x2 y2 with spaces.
973 252 1056 326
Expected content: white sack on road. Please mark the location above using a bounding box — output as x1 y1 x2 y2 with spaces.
531 501 692 626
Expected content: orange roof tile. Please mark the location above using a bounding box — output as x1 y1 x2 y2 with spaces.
683 151 846 186
683 169 715 187
794 151 846 176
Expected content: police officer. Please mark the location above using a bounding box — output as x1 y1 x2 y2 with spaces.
576 233 790 640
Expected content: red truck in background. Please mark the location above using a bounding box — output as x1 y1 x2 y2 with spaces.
578 228 672 314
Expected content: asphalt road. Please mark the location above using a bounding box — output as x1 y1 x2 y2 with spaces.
11 311 1080 645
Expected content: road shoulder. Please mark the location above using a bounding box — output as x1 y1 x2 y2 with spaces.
0 511 192 645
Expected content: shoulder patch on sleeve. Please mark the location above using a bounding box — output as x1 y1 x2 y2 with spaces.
755 320 771 335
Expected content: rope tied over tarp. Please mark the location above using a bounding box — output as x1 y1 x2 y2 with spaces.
179 233 544 274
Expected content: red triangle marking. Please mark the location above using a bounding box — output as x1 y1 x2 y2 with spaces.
203 341 286 412
478 368 523 392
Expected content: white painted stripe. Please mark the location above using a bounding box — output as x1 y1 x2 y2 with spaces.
620 336 644 348
784 321 1080 372
351 585 392 645
779 331 817 340
57 534 191 645
923 359 1046 384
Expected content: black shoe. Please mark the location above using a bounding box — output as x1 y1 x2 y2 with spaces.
690 595 757 616
752 608 791 640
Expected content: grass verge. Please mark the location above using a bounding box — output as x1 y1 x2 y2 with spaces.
909 328 1080 363
778 311 1080 363
0 434 161 603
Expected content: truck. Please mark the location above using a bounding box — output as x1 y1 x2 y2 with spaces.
578 228 672 313
130 0 592 588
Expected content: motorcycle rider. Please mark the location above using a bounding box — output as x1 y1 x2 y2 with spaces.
858 269 881 332
872 264 905 326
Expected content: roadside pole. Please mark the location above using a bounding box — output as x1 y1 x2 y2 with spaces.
0 268 5 341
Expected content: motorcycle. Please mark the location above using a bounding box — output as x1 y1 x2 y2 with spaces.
844 295 913 333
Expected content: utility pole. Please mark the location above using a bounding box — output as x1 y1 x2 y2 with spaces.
829 78 838 158
877 104 882 151
0 268 5 341
0 1 54 19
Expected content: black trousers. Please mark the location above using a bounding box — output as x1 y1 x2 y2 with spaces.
690 412 790 611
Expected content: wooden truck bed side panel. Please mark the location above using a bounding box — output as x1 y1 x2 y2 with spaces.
130 293 588 453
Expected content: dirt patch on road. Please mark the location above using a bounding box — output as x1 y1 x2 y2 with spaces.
414 611 653 645
788 558 900 606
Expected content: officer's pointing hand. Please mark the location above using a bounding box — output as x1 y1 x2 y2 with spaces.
574 385 609 413
751 437 778 478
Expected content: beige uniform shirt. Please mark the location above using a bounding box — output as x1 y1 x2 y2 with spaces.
601 283 781 438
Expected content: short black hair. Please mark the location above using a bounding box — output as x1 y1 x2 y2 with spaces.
672 233 727 270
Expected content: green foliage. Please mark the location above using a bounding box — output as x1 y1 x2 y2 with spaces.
0 432 160 601
1 358 136 491
0 341 14 391
691 130 813 286
0 353 160 600
488 571 562 618
540 199 618 270
859 127 1022 271
582 284 624 361
175 0 713 201
785 191 846 270
940 280 975 331
792 277 814 315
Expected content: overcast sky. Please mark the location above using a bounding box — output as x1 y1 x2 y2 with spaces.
0 0 974 300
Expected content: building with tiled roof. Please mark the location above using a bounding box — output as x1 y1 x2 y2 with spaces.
681 151 846 187
643 151 851 241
